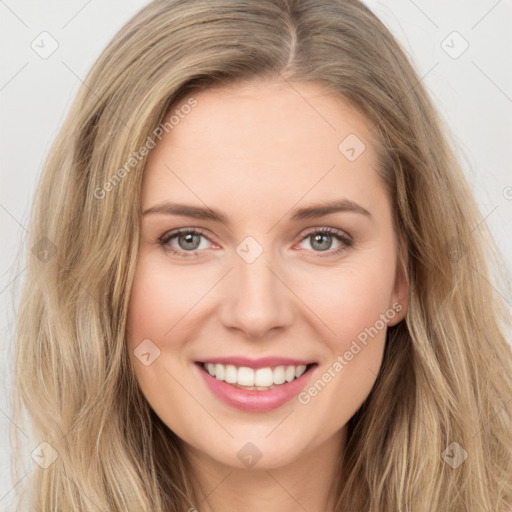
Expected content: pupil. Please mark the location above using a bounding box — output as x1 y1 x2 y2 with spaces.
180 233 200 250
312 233 332 251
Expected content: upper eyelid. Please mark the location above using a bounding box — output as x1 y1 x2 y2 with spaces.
160 227 211 242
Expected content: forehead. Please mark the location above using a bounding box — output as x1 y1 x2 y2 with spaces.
141 79 385 219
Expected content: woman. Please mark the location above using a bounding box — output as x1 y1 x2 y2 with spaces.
12 0 512 510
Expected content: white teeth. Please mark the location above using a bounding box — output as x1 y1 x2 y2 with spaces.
295 365 307 378
202 362 311 388
273 366 286 385
254 368 273 387
285 365 296 382
225 364 237 384
215 364 225 380
237 367 254 386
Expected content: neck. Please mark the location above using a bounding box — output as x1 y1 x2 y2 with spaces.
183 427 347 512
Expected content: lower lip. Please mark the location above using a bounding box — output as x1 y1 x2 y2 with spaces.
195 363 317 412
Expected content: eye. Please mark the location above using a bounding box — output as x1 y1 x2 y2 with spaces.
296 227 353 257
159 228 215 259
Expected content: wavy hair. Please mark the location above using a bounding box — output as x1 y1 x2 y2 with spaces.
12 0 512 510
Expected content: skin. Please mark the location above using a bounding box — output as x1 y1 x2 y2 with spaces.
126 79 409 512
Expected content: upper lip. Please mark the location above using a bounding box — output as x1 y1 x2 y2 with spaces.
196 356 316 369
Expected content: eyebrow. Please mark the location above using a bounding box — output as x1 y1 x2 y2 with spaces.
142 199 372 223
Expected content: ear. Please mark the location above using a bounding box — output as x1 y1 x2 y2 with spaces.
387 237 409 326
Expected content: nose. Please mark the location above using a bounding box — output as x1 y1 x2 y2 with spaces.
218 246 295 339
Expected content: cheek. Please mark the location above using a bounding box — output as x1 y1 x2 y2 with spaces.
294 257 395 424
301 251 397 348
125 256 200 420
126 254 210 347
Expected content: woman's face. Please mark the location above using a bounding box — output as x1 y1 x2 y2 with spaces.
126 79 408 471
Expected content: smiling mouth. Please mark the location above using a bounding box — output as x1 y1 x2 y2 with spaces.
196 362 317 391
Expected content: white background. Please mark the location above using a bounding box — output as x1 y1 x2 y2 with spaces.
1 0 511 508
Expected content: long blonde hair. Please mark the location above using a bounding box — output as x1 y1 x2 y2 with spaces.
12 0 512 510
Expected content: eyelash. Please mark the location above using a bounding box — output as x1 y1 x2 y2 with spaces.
158 227 354 259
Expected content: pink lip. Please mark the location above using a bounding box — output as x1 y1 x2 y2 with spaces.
197 356 314 369
195 362 317 412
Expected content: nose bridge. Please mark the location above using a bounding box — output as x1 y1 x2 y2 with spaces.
218 236 294 337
